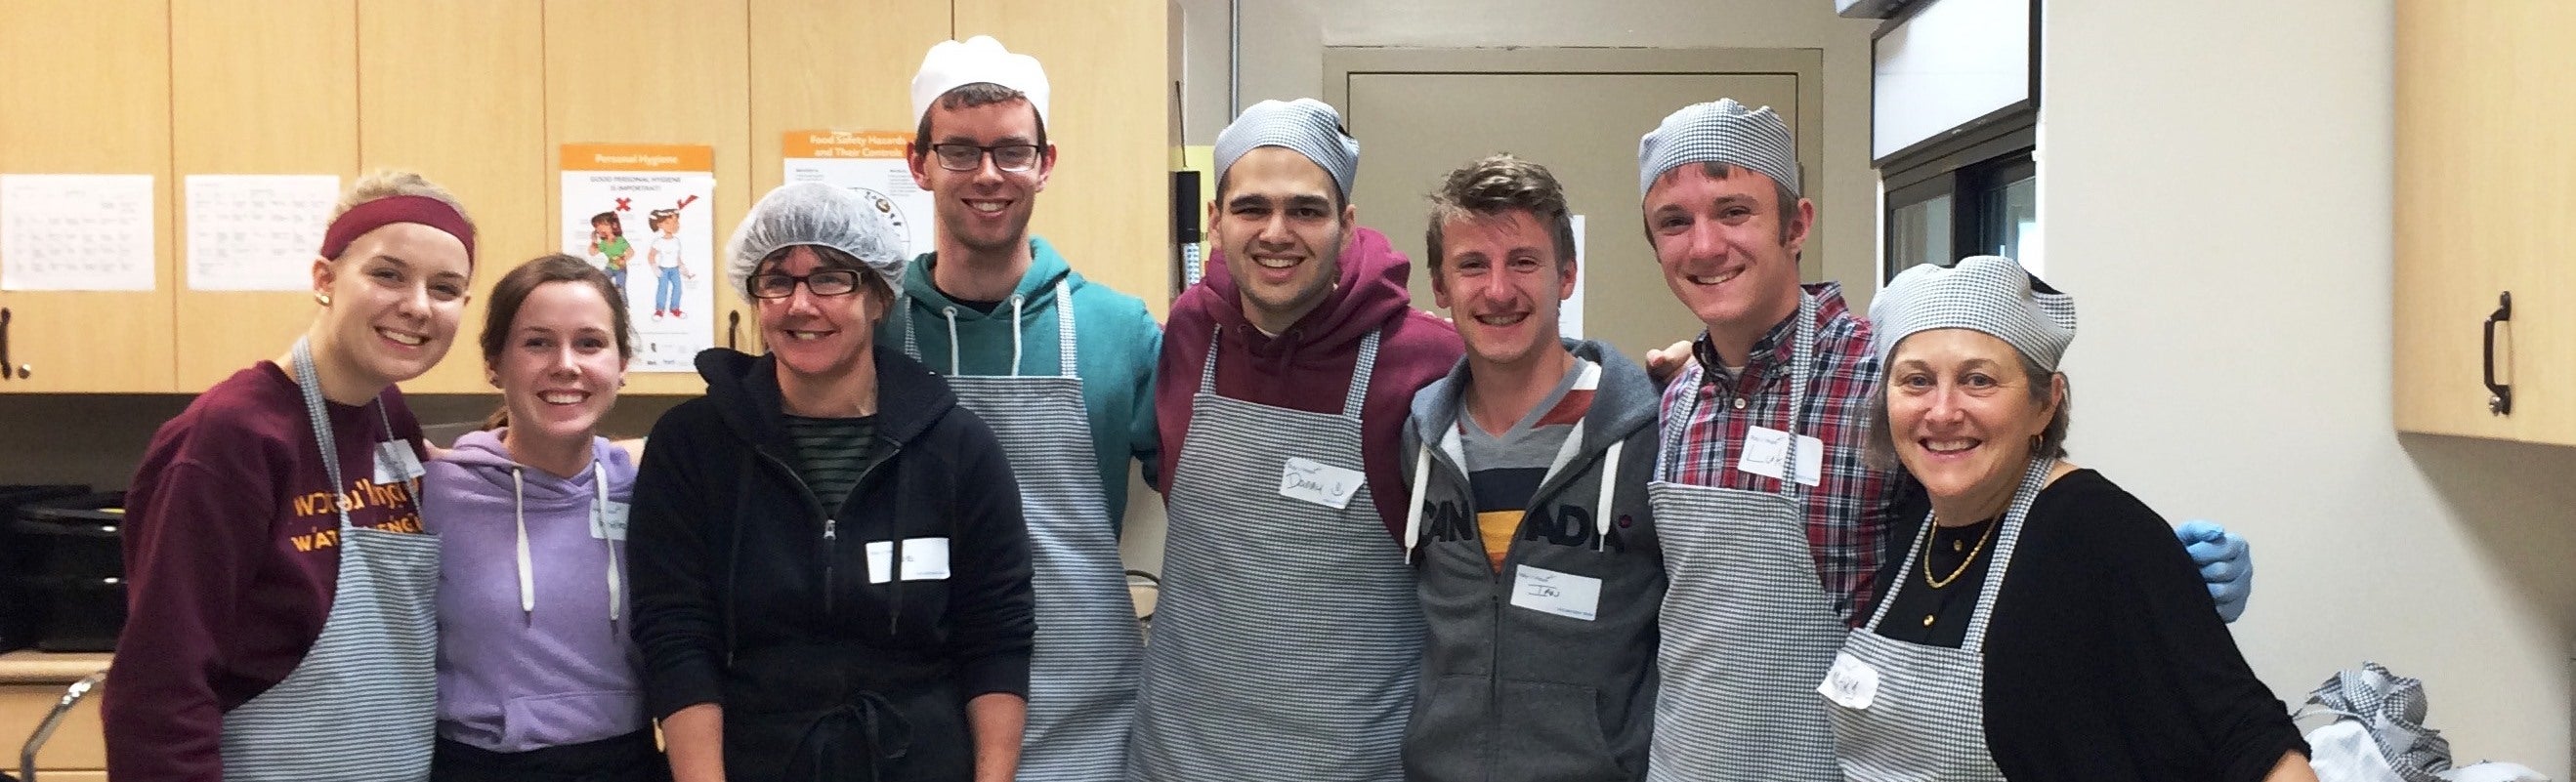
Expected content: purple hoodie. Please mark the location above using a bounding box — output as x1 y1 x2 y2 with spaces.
425 430 644 754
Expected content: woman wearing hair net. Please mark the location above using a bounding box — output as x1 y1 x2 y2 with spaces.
625 182 1035 782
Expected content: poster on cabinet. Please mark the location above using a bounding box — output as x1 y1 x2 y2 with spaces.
561 144 715 373
781 130 932 262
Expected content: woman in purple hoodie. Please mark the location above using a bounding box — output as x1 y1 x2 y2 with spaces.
423 254 665 782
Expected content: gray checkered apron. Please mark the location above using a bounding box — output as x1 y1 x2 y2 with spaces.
221 338 440 781
1824 456 2054 782
1645 297 1847 782
1127 327 1417 782
903 284 1143 781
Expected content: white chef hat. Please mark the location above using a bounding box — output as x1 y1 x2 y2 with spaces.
1637 98 1799 198
1869 255 2079 371
910 35 1050 129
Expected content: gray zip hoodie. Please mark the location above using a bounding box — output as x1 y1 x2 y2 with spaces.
1399 339 1666 782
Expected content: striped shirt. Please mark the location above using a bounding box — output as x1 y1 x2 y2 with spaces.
1658 283 1911 625
783 415 882 513
1458 356 1599 571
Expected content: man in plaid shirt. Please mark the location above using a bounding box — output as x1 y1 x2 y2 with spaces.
1632 100 2256 781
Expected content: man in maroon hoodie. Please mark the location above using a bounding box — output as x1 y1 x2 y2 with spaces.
1126 100 1459 781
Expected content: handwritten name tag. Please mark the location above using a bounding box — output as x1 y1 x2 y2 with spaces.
1278 457 1364 510
1818 649 1881 711
1508 564 1603 621
1738 426 1823 487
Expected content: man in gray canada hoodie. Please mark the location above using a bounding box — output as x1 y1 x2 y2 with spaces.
1399 154 1663 782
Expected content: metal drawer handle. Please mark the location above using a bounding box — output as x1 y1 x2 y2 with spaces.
2483 291 2512 416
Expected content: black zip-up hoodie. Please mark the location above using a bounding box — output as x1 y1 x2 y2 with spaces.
628 345 1035 723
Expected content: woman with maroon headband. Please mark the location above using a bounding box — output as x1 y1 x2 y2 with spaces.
105 170 479 782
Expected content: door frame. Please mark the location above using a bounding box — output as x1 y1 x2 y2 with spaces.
1322 46 1829 277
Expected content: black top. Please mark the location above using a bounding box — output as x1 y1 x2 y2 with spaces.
626 346 1034 722
1870 469 2307 782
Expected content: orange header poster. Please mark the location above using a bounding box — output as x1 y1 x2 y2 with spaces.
559 143 714 173
558 143 716 372
780 130 910 160
781 130 931 259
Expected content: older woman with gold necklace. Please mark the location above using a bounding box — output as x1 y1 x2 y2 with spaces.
1822 256 2314 782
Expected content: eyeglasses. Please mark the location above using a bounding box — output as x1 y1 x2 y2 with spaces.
747 268 863 299
929 143 1043 173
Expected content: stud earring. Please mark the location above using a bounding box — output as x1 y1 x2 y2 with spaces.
316 293 331 306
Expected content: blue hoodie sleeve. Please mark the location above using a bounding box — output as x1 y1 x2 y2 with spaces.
1130 315 1163 492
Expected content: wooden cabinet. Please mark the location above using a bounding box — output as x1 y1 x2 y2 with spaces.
0 0 178 392
2394 0 2576 445
360 0 549 394
0 0 1171 395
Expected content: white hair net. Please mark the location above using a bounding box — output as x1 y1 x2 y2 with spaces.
726 182 908 304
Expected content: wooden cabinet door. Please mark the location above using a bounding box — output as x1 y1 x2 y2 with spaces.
0 0 177 392
170 0 361 391
359 1 548 394
743 0 953 360
2393 0 2576 445
544 0 752 395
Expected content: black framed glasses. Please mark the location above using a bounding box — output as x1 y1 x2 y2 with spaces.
747 268 863 299
929 143 1042 173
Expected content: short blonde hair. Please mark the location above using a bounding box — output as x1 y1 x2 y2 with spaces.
331 169 474 228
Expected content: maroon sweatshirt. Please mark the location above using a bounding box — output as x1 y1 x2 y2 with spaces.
104 361 428 782
1157 226 1462 538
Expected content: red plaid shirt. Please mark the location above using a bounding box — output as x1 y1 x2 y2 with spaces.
1656 283 1912 625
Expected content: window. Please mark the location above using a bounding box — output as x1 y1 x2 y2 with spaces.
1873 0 2042 281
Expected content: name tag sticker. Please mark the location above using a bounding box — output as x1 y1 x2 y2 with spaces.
1278 457 1365 510
373 441 425 484
1508 564 1603 621
590 500 630 542
1738 426 1824 487
866 537 951 584
1819 649 1880 711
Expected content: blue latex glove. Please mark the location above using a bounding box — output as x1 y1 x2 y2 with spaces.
2175 519 2251 623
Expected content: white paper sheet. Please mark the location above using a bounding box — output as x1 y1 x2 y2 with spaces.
0 174 156 291
185 174 340 291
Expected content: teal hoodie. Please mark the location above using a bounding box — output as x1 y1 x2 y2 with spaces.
879 236 1161 527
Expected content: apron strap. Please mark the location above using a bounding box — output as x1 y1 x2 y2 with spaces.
1961 456 2054 651
1199 324 1221 391
1655 363 1701 482
291 338 355 532
1779 293 1816 501
900 295 922 363
1343 329 1384 419
1056 280 1077 378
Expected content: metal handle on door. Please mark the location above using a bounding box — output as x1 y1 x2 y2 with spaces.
1 307 13 383
2482 291 2512 416
727 311 740 350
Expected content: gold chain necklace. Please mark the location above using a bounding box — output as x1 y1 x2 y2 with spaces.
1921 514 2001 590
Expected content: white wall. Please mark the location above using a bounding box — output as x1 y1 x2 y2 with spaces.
2043 1 2576 776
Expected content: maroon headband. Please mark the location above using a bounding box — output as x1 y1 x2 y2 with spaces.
317 194 477 265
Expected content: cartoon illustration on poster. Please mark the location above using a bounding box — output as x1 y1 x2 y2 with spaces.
560 144 716 372
782 130 934 261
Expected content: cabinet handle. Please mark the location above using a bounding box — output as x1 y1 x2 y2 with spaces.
727 310 740 350
2483 291 2512 416
1 307 12 383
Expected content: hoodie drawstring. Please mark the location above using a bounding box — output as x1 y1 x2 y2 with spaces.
510 459 624 622
942 306 962 375
599 461 622 622
1403 440 1432 562
1008 294 1025 377
1596 439 1623 553
513 467 535 615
